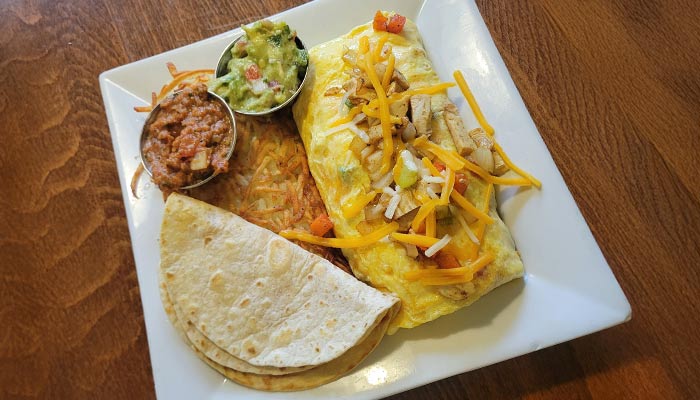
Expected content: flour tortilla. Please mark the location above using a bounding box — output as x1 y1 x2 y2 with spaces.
158 266 311 375
160 193 399 370
160 278 397 391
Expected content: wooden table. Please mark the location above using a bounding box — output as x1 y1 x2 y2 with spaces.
2 0 699 398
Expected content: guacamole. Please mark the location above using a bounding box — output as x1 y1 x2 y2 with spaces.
210 20 308 113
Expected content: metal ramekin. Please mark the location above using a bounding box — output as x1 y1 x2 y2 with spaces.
139 89 237 190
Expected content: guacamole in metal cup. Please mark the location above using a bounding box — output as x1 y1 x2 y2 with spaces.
211 20 308 113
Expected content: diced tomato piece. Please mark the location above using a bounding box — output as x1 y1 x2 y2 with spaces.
245 64 261 80
433 160 446 172
310 214 334 237
454 173 469 194
386 14 406 34
434 252 461 269
373 10 388 31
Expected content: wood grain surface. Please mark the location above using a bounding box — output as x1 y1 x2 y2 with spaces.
1 0 699 399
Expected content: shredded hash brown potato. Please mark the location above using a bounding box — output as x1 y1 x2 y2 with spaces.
189 110 350 273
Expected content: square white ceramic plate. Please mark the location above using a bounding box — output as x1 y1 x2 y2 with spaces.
99 0 631 398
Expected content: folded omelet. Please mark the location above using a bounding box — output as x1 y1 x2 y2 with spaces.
292 16 524 333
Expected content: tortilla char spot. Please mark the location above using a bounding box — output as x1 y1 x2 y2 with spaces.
256 281 263 287
208 270 224 290
315 347 320 353
240 298 250 307
165 271 174 279
307 274 313 280
200 323 207 332
204 237 212 246
326 318 337 328
247 346 257 355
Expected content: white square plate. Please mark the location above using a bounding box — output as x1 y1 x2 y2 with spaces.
99 0 631 398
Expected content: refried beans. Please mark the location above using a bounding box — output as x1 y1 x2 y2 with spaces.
142 83 233 190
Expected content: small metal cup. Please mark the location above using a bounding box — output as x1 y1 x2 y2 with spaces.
139 89 237 190
214 34 308 116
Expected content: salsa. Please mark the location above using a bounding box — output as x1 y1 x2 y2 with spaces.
210 20 308 113
142 83 234 190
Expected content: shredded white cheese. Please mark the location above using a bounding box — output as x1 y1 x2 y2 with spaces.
384 192 401 219
424 234 452 258
455 211 480 245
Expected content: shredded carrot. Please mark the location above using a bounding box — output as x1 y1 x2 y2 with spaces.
310 214 334 237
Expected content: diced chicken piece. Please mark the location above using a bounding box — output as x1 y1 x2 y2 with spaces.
365 149 384 174
468 127 493 149
392 69 410 91
324 86 342 96
410 95 432 136
385 81 400 96
443 102 477 156
396 116 417 142
395 190 421 219
367 125 384 144
492 152 509 176
389 96 409 118
367 116 381 127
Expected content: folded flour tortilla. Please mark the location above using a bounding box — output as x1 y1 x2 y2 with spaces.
160 193 399 389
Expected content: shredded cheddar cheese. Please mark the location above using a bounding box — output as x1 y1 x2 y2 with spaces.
374 33 389 61
411 198 440 231
383 53 395 88
493 142 542 188
469 183 493 260
453 70 494 135
363 45 393 175
425 210 437 238
413 136 465 171
404 252 494 285
280 222 398 248
359 35 370 54
450 191 494 224
330 106 363 128
342 191 378 219
439 168 455 205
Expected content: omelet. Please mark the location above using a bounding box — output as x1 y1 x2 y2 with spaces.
292 15 525 333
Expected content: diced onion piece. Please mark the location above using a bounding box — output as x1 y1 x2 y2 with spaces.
190 148 210 171
371 171 394 190
250 78 267 94
424 234 452 258
404 243 419 258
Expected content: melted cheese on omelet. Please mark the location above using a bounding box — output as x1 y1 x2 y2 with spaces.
292 20 524 333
